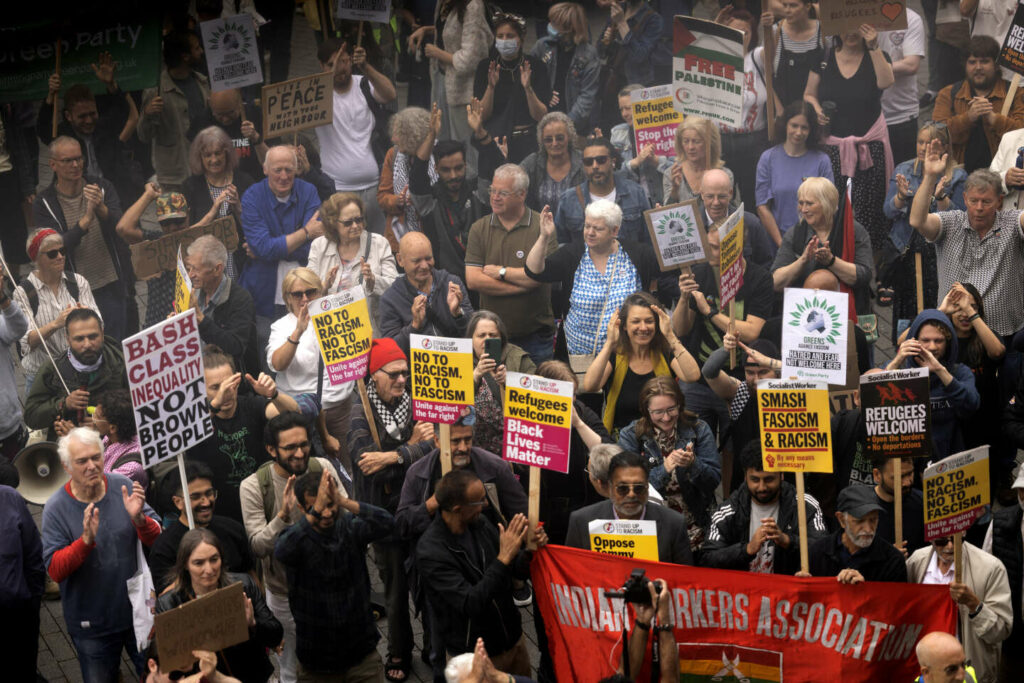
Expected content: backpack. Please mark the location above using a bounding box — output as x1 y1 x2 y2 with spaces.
358 76 393 167
255 457 323 523
19 274 80 317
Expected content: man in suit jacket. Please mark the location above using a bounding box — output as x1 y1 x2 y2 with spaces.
565 450 693 565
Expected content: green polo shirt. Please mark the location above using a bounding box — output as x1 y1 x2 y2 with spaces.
465 208 556 337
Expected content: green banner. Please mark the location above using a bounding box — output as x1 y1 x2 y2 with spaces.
0 14 162 103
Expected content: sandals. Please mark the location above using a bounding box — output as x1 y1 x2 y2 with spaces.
877 287 894 308
385 656 410 682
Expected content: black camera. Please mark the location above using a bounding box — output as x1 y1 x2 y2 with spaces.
604 569 661 606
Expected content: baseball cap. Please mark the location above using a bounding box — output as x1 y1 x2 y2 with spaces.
836 485 883 518
155 192 188 222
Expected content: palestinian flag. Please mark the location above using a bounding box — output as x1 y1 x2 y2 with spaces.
678 643 782 682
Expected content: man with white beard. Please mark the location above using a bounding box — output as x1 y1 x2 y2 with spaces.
803 485 907 583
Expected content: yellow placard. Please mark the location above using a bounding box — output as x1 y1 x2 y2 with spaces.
757 380 833 473
174 245 192 315
718 206 745 304
310 288 372 385
588 519 659 561
922 446 990 539
410 334 474 423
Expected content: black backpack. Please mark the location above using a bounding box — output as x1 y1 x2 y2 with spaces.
18 274 80 317
359 76 393 167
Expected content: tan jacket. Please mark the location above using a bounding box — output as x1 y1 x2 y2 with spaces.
932 77 1024 166
907 542 1013 683
138 70 211 186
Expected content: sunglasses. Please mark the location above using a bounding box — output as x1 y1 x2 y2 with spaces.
583 155 610 166
339 216 366 227
377 368 411 379
931 537 953 547
614 483 646 496
43 247 66 259
289 288 319 300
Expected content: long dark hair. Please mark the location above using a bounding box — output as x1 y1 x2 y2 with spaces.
615 292 671 359
168 528 229 599
773 100 822 150
958 282 987 368
635 376 697 439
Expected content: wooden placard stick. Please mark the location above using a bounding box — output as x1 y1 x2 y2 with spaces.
440 423 452 475
1002 73 1021 116
953 533 963 582
527 466 541 550
915 252 924 313
356 379 382 449
795 471 809 574
729 300 737 370
357 21 365 48
52 39 62 138
893 458 904 552
763 24 777 142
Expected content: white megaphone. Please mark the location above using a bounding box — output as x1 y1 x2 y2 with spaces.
13 441 69 505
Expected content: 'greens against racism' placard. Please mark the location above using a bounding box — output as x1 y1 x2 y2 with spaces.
781 288 848 385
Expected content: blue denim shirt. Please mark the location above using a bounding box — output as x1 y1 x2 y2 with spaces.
884 160 967 252
239 177 320 317
554 173 652 244
599 7 666 86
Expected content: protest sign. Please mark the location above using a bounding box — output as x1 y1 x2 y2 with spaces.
630 84 682 157
200 14 264 92
718 205 745 305
829 389 857 414
0 13 162 103
923 446 990 541
757 380 833 473
532 545 956 682
131 216 239 280
336 0 392 23
262 71 333 140
644 200 710 271
503 373 573 473
781 288 849 385
123 311 213 468
999 3 1024 75
819 0 908 38
860 368 932 459
587 520 659 561
672 17 746 128
154 581 250 671
410 334 474 423
173 246 192 315
310 287 372 385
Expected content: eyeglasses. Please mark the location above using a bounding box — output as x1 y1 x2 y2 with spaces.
188 488 218 503
614 483 646 496
583 155 610 166
289 288 318 300
339 216 366 227
543 134 566 144
54 156 83 165
489 188 517 198
931 537 953 547
377 368 411 379
43 247 66 260
463 498 488 508
276 440 310 454
649 405 680 419
922 120 949 131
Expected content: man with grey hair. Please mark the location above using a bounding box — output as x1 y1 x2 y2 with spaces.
699 168 774 269
41 427 161 682
910 142 1024 340
804 485 907 583
186 234 257 374
586 443 664 505
465 163 556 363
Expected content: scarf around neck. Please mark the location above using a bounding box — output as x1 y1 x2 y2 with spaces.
366 380 412 441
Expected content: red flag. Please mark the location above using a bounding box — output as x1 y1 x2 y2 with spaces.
841 178 858 323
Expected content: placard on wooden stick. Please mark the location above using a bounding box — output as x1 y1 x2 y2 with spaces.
262 71 333 141
131 216 239 280
154 582 249 672
644 200 710 272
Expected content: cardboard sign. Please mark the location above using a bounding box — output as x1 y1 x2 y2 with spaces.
781 288 849 385
860 368 932 459
200 14 264 92
644 200 711 271
587 519 659 561
336 0 392 23
503 373 573 473
173 246 192 315
757 380 833 473
672 17 746 128
262 71 333 140
154 581 250 672
310 287 372 385
819 0 908 37
630 84 682 157
410 334 474 423
123 311 214 468
922 446 990 541
718 205 745 305
999 2 1024 75
131 216 239 280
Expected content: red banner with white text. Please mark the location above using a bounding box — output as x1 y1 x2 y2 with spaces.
531 545 956 682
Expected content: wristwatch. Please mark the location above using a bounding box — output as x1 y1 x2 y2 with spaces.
498 267 507 281
396 452 405 465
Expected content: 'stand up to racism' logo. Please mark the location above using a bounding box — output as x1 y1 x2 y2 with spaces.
787 295 842 345
656 209 695 239
519 376 532 389
422 338 432 350
603 522 615 533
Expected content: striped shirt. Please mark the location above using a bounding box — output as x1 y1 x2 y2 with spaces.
13 272 101 375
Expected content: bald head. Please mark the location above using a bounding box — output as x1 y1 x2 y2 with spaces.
701 169 734 222
210 89 243 125
803 268 840 292
916 631 966 682
398 231 435 290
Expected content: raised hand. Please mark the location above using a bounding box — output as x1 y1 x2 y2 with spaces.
606 314 621 348
519 60 532 89
495 136 509 159
859 23 878 50
466 98 484 135
144 96 164 117
91 51 117 86
548 91 560 109
923 138 948 177
411 294 428 330
324 265 339 292
539 204 556 239
246 372 278 399
487 60 500 89
278 475 297 521
122 482 147 525
651 305 675 341
447 281 463 316
353 46 367 69
895 174 911 199
81 503 99 545
497 513 529 564
295 301 311 335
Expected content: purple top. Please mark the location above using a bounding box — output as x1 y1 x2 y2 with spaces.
755 145 834 235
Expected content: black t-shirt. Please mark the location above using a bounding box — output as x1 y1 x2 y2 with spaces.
148 515 254 592
472 53 551 139
551 43 574 112
964 119 994 173
813 50 890 137
187 395 270 523
603 351 673 432
874 487 926 554
195 103 265 180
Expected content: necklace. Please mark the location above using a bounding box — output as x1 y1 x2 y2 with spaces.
496 55 524 73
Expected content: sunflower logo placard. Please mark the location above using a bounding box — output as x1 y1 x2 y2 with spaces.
645 199 710 271
200 14 263 92
781 288 848 385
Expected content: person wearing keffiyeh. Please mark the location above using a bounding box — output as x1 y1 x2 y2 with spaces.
347 337 435 679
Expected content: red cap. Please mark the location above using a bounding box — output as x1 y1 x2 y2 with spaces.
368 338 407 375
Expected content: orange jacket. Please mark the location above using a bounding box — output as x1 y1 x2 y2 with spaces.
931 77 1024 164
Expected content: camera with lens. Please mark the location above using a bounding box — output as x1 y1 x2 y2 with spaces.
604 568 661 606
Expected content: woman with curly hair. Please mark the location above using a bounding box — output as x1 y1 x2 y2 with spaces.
516 111 585 214
378 107 437 251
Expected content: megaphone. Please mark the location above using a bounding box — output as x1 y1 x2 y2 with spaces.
14 441 69 505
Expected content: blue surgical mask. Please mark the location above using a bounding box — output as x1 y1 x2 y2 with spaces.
495 38 519 59
547 23 560 38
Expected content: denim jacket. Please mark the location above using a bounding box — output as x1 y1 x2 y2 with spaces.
598 7 666 86
554 173 652 244
884 159 967 252
530 37 601 131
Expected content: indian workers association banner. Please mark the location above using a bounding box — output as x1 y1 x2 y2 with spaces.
310 286 372 385
532 545 956 682
860 368 932 459
503 372 573 473
672 17 745 128
922 446 990 541
410 334 474 423
781 288 848 385
757 380 833 472
123 311 214 468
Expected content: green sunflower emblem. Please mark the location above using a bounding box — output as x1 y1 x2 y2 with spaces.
209 21 254 55
787 295 842 345
655 209 695 238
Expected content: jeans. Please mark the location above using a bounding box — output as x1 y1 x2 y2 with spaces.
70 628 144 683
510 329 556 366
267 588 298 683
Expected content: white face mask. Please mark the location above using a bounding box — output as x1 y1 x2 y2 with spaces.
495 38 519 59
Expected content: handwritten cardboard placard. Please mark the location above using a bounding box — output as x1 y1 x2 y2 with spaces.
154 581 249 672
819 0 908 37
131 216 239 280
262 71 333 140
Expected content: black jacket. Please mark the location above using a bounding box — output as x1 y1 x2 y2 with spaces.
182 171 256 226
199 279 258 376
378 269 474 356
701 481 828 574
990 505 1023 653
564 500 694 565
1002 371 1024 451
156 572 281 683
807 530 908 582
416 513 529 657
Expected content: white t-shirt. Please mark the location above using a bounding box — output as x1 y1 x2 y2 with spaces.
972 0 1016 53
720 49 768 134
591 187 617 204
748 499 780 573
267 313 354 408
316 75 380 191
878 9 926 125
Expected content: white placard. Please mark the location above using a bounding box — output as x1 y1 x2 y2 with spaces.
200 14 264 92
781 287 849 385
